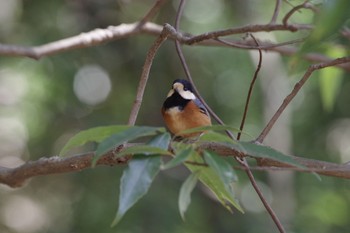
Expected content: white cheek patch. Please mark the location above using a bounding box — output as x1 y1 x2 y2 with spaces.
178 90 196 100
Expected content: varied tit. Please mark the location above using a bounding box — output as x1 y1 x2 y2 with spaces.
161 79 211 138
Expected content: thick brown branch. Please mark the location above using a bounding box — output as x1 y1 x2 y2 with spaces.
0 22 311 58
1 142 350 188
0 22 163 59
0 151 129 188
1 22 350 72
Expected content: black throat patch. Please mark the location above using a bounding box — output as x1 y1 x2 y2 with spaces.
163 91 190 111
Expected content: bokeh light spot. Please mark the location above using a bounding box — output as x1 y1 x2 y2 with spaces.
2 195 49 233
73 65 112 106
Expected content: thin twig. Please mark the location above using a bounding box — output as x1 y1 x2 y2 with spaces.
173 0 231 135
186 23 313 45
256 56 350 143
216 37 305 50
232 35 286 233
136 0 168 28
282 1 318 26
237 35 262 140
174 2 285 232
270 0 282 24
127 24 172 125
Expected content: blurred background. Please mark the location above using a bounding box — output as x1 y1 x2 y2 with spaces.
0 0 349 232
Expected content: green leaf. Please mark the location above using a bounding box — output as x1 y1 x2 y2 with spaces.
59 125 129 156
111 154 161 227
319 46 345 111
237 142 304 168
203 151 237 186
116 145 171 158
93 126 164 166
111 133 169 226
161 147 194 170
179 125 241 136
199 131 237 144
178 172 199 220
147 132 171 149
185 151 243 213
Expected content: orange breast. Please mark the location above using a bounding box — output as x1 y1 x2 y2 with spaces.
161 101 211 137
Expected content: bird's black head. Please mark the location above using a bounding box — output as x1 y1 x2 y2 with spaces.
162 79 196 110
172 79 194 93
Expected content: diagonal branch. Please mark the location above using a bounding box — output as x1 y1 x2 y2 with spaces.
256 56 350 143
127 24 172 125
137 0 169 28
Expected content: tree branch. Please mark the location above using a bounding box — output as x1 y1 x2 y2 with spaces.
256 56 350 143
0 23 313 57
2 21 350 73
127 23 172 125
1 142 350 188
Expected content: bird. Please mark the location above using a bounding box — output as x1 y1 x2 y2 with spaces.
161 79 211 138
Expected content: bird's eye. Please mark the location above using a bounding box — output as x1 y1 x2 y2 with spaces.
183 87 188 91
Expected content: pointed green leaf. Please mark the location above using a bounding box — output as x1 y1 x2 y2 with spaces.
147 132 171 149
185 151 243 213
111 154 161 227
238 142 304 168
161 147 194 170
179 125 241 135
179 172 199 220
116 145 171 158
199 131 237 144
60 125 129 156
93 126 164 166
203 151 237 186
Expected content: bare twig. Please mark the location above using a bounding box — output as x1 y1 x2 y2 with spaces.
173 0 230 134
137 0 168 28
186 23 313 45
283 1 318 26
234 36 286 233
174 2 285 232
256 56 350 143
127 24 171 125
270 0 282 24
237 35 262 141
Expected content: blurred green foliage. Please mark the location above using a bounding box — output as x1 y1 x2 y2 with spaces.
0 0 350 233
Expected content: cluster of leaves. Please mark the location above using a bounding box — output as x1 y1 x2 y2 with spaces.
60 125 303 226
